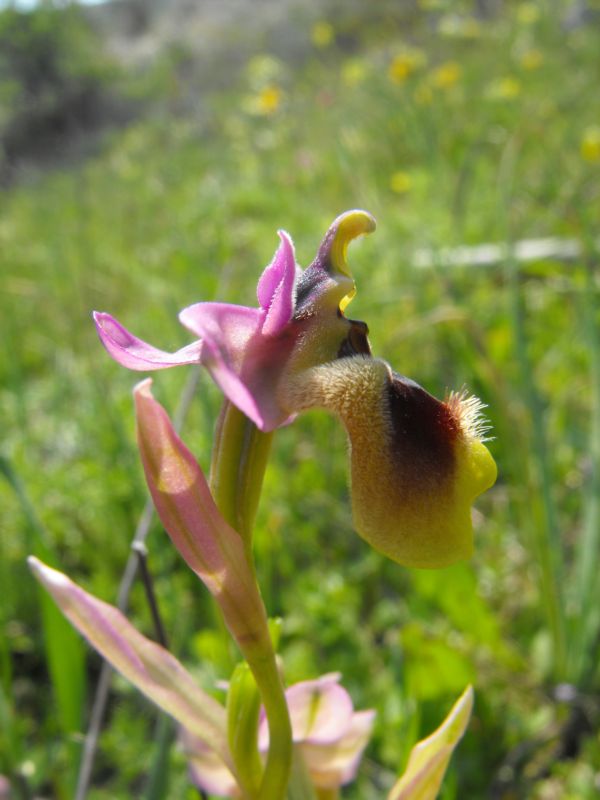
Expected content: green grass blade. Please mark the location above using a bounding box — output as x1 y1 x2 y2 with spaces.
0 456 86 790
505 256 567 679
143 715 174 800
570 262 600 683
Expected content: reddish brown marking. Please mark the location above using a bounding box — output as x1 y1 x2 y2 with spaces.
386 373 461 490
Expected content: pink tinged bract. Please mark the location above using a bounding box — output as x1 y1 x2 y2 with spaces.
387 685 474 800
181 730 241 798
27 557 233 774
134 379 270 658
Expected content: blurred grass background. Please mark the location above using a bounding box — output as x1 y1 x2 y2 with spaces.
1 0 600 797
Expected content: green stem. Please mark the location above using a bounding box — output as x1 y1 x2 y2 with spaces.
571 258 600 683
210 401 274 553
287 748 318 800
209 401 292 800
315 789 339 800
249 652 293 800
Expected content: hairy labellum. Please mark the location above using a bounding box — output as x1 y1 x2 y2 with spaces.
280 357 497 568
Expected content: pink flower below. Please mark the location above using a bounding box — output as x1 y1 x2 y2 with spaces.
183 673 375 797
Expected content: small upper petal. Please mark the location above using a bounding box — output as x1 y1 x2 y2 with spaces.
93 311 203 371
256 231 297 336
293 210 376 321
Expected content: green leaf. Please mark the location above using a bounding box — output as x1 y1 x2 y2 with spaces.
387 686 474 800
0 455 85 793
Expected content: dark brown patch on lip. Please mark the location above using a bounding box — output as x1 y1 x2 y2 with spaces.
386 372 461 489
337 318 371 357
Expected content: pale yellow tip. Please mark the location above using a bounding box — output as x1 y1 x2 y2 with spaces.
329 210 376 277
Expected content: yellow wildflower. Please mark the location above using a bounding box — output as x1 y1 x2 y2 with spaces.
488 77 521 100
248 85 283 116
431 61 462 89
390 171 413 194
311 20 334 48
517 2 540 24
580 127 600 162
259 85 282 114
388 49 426 84
342 59 368 87
520 48 543 70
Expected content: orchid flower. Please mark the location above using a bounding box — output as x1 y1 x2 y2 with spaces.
29 211 497 798
30 212 495 800
95 211 496 568
183 672 376 797
259 673 375 792
94 210 375 432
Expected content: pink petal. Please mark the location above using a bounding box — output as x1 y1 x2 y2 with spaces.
179 302 293 431
179 302 264 423
258 674 354 750
301 710 376 789
181 730 240 798
256 231 297 336
287 674 354 745
27 557 231 769
0 776 10 799
94 311 203 371
179 302 263 348
134 380 270 652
